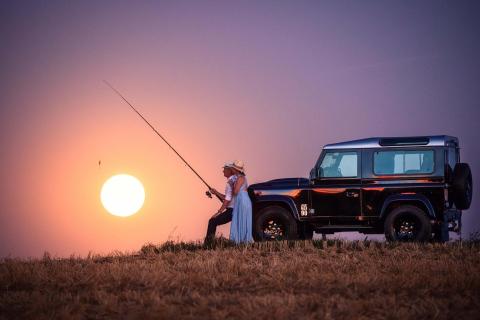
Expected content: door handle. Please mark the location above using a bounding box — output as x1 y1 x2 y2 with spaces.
346 191 359 198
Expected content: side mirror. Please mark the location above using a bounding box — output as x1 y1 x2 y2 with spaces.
309 168 316 180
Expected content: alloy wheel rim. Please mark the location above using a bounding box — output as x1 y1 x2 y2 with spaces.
262 219 286 240
394 214 420 241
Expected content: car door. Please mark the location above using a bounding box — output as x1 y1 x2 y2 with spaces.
310 150 361 218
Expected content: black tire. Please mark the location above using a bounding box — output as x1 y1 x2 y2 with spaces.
253 206 298 241
452 163 473 210
384 205 432 242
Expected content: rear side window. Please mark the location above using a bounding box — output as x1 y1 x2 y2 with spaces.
374 150 434 175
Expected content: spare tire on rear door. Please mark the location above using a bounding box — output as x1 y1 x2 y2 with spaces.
452 163 473 210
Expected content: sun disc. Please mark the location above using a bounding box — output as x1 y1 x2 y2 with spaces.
101 174 145 217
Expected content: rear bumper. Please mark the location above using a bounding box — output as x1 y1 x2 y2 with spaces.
444 209 462 230
438 209 462 241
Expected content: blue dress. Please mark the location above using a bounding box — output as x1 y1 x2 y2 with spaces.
230 176 253 244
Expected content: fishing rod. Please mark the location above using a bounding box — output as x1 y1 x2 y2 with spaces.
104 80 221 202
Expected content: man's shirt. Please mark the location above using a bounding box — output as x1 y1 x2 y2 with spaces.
224 175 237 208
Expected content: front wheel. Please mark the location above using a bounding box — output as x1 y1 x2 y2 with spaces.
253 206 298 241
384 205 432 242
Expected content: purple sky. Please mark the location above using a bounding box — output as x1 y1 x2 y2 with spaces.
1 1 479 257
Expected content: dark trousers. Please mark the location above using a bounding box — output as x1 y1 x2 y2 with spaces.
204 208 233 243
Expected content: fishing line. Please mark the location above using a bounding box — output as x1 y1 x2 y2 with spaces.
104 80 220 201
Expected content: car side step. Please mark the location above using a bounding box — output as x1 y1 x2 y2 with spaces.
315 225 374 230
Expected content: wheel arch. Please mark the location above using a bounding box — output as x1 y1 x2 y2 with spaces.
253 195 299 220
380 194 436 220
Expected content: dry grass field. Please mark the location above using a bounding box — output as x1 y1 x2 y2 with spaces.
1 239 480 319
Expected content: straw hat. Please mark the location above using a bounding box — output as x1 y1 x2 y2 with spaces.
230 160 245 174
222 162 234 169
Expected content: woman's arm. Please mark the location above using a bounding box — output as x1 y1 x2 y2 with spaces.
233 175 245 195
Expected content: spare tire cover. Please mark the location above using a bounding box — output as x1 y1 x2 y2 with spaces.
452 163 473 210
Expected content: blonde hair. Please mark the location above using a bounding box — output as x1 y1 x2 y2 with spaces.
232 168 245 176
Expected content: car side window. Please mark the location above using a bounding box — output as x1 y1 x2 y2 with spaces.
320 151 358 178
374 150 434 175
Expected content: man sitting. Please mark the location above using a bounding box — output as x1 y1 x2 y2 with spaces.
204 163 237 244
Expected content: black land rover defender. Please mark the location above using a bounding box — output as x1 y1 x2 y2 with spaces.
248 136 472 242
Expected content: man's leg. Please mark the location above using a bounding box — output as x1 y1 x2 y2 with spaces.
205 208 233 243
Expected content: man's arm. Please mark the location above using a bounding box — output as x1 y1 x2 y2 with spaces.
209 188 226 201
212 178 234 216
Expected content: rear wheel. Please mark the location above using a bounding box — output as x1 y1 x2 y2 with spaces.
384 205 432 242
254 206 298 241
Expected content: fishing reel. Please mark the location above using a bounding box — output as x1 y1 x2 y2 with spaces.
205 190 213 198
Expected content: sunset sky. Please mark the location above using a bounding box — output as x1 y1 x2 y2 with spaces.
1 1 479 257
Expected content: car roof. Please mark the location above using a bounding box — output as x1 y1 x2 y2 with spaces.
323 135 459 150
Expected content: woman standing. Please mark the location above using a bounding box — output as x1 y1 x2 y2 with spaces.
229 160 254 244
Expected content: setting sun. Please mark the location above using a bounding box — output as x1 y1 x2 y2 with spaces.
100 174 145 217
